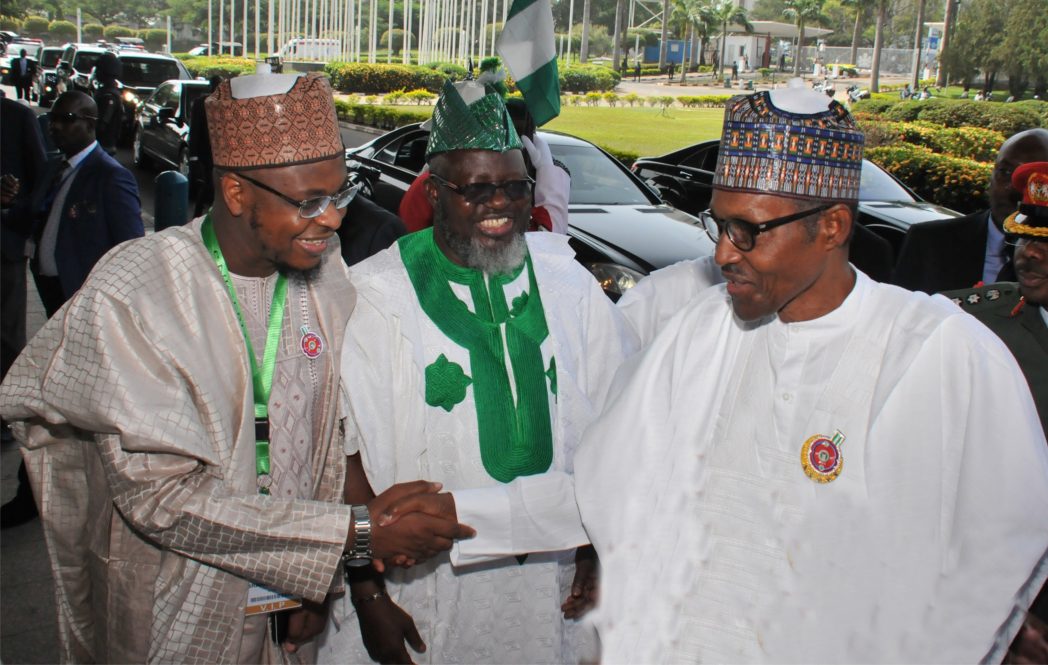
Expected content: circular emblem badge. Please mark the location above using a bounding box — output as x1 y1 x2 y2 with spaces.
800 433 843 483
300 330 324 359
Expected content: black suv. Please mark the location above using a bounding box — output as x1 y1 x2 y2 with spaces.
91 51 192 139
54 42 108 95
33 46 64 106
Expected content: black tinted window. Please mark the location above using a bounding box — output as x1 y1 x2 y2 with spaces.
120 59 182 86
41 49 62 67
73 52 101 73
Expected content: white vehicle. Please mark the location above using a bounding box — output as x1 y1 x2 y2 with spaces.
272 38 341 61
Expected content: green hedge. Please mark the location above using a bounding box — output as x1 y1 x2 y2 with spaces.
181 56 258 78
871 99 1043 136
865 143 992 215
422 61 468 81
676 94 732 108
859 120 1004 162
334 100 431 130
560 64 620 93
325 62 446 94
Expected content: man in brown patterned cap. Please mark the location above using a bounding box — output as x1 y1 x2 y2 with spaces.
575 82 1048 662
0 71 472 663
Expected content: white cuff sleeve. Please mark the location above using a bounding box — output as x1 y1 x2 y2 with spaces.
449 471 589 567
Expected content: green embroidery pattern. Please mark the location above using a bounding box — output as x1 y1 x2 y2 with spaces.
425 354 473 411
399 229 554 483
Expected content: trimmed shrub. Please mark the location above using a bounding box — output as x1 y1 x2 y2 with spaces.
559 64 620 93
850 98 896 116
871 98 1042 136
83 23 104 40
602 91 619 107
858 120 1004 162
403 88 435 105
21 16 49 36
384 90 405 105
422 61 467 81
379 29 414 54
325 62 446 94
583 91 602 106
334 100 431 129
865 143 992 215
1012 100 1048 128
676 94 731 108
181 56 257 78
622 92 640 107
0 16 22 32
139 28 168 51
48 20 77 41
103 24 135 40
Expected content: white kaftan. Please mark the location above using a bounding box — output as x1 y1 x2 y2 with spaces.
576 270 1048 663
319 232 638 664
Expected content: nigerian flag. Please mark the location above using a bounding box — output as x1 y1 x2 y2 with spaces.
496 0 561 126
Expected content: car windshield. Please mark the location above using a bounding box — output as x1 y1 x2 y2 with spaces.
548 143 651 205
73 52 102 73
859 160 916 202
120 58 183 86
40 49 62 67
12 43 42 59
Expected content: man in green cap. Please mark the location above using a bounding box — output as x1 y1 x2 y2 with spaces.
318 79 638 663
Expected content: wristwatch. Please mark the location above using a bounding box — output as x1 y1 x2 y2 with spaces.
342 504 372 568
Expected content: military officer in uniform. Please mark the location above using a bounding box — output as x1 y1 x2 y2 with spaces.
944 161 1048 663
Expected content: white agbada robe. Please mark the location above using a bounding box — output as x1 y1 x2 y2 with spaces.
319 232 638 664
576 270 1048 663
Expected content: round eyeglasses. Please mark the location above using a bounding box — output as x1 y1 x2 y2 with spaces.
234 171 360 219
699 204 833 252
429 173 535 206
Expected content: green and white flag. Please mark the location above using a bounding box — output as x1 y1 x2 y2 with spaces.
496 0 561 126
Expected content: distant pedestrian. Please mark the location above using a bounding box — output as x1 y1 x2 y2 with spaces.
621 56 628 75
12 49 34 101
667 61 675 81
732 61 739 80
634 60 641 82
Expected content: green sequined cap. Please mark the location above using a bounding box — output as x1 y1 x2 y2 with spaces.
426 79 523 159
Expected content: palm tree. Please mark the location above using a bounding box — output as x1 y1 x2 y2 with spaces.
710 0 752 81
580 0 591 62
869 0 888 91
841 0 869 66
659 0 671 69
783 0 829 77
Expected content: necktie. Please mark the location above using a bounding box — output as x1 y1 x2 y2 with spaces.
41 160 70 212
997 244 1015 282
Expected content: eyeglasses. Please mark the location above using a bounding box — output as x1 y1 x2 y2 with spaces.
233 172 360 219
50 111 97 124
698 204 833 252
429 173 534 206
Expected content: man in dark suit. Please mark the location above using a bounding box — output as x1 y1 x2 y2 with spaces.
943 160 1048 663
891 128 1048 293
32 90 143 317
0 92 47 526
11 48 35 101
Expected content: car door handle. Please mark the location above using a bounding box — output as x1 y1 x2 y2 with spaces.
678 170 693 179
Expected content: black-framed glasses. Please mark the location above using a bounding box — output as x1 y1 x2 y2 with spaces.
430 172 534 206
699 204 834 252
233 171 360 219
50 111 97 124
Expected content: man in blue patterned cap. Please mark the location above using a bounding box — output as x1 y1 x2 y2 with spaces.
574 84 1048 662
319 79 638 663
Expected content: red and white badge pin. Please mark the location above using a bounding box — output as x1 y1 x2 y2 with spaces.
300 326 324 359
800 430 845 483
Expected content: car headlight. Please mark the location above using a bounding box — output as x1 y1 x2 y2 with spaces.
122 90 139 104
586 262 645 300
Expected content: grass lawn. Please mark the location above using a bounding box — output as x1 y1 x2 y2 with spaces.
544 105 725 156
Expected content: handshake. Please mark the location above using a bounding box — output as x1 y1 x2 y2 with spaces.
347 481 474 571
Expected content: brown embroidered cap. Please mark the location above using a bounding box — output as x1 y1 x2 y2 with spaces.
206 72 343 171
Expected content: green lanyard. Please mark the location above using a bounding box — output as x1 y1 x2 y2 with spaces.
201 216 288 494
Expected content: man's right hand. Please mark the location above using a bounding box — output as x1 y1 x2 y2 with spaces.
363 481 474 565
355 593 426 665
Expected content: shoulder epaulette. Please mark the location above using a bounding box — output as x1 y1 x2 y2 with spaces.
941 281 1021 311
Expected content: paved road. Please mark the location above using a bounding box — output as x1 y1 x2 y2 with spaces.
0 87 377 663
